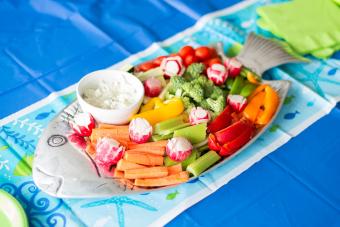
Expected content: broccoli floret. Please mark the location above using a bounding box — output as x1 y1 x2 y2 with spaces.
184 63 205 80
182 82 204 103
209 86 224 100
200 99 210 110
181 96 195 111
193 74 208 86
206 96 226 114
164 92 175 100
169 76 186 94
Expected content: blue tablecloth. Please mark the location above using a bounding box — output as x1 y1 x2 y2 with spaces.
0 0 339 226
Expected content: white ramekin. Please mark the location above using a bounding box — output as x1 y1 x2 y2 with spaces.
76 69 144 125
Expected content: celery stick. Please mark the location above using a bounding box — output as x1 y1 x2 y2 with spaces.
193 139 208 149
173 123 207 144
182 149 199 169
154 115 188 135
151 133 173 142
197 144 209 153
164 149 199 169
240 83 257 97
136 67 163 81
164 156 178 167
158 123 190 136
187 150 221 177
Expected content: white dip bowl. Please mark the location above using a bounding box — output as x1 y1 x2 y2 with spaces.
76 69 144 125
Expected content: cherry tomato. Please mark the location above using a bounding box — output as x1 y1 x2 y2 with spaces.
184 54 198 66
207 57 222 67
210 47 218 58
195 46 211 61
153 56 166 66
169 53 179 57
179 46 195 58
138 62 158 72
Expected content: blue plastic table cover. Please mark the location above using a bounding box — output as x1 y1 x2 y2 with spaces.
0 0 340 226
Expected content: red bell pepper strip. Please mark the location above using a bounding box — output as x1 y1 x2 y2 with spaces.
208 134 221 151
214 119 252 145
219 124 255 156
207 105 232 133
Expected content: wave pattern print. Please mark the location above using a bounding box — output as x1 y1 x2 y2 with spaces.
0 181 66 227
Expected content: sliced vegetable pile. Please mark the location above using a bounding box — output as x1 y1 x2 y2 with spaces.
69 45 280 190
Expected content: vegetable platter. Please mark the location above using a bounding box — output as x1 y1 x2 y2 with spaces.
33 33 300 198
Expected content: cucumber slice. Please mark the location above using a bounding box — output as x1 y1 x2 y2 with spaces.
187 150 221 177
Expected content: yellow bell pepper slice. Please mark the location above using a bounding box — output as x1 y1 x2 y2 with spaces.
243 91 266 123
256 86 280 125
133 98 184 125
246 71 261 85
140 97 165 113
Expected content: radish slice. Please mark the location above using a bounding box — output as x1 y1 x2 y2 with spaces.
68 132 87 150
189 107 211 125
144 77 162 97
227 94 248 112
207 63 228 85
224 58 242 77
129 118 153 143
69 112 95 137
166 137 193 162
160 56 185 78
95 138 125 167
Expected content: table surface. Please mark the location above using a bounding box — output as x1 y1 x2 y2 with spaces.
1 0 339 226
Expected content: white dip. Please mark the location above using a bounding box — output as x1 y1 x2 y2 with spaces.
83 77 138 109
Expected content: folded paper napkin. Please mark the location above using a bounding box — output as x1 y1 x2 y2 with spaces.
257 0 340 58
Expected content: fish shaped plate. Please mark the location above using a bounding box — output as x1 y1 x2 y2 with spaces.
33 33 301 198
32 79 290 198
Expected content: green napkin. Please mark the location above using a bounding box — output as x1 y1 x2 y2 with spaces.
257 0 340 58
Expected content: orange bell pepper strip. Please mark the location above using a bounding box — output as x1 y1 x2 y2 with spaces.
132 98 184 125
247 84 267 101
256 86 280 125
242 91 265 122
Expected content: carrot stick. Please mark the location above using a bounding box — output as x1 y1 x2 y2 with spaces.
128 140 168 150
90 128 129 143
124 166 168 179
113 169 124 178
167 163 182 175
85 142 96 158
116 178 135 189
126 148 165 156
116 159 146 171
98 123 128 129
124 151 164 166
134 171 189 187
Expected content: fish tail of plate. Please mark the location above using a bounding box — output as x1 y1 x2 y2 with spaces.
236 32 308 75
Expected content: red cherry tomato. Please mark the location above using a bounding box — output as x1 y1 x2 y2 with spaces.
210 47 218 58
207 57 222 67
195 46 211 61
153 56 166 66
169 53 180 57
184 54 198 66
179 46 195 58
138 62 158 72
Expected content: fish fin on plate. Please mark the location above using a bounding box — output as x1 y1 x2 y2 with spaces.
236 32 308 75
